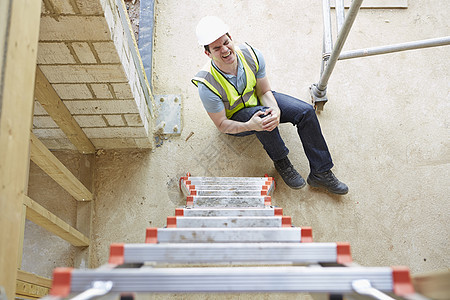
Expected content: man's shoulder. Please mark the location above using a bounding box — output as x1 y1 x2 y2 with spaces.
238 43 263 60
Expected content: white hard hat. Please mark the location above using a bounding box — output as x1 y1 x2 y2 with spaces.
196 16 229 46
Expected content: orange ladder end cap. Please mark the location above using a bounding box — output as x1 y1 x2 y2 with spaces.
392 266 415 296
109 243 125 265
175 208 184 216
264 196 271 206
274 207 283 216
301 227 313 243
145 228 158 243
179 176 188 191
50 267 73 297
336 242 352 264
261 190 268 196
186 196 194 206
167 216 177 228
282 216 292 227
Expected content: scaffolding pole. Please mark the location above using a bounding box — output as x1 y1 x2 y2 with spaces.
335 0 346 34
310 0 363 110
321 0 334 76
338 36 450 60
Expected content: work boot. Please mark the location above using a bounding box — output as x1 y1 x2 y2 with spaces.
307 170 349 195
274 157 306 189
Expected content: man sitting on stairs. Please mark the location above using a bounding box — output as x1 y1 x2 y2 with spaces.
192 16 348 195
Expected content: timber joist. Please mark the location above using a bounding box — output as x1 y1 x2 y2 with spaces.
29 133 93 202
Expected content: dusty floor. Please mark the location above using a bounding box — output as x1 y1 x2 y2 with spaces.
23 0 448 298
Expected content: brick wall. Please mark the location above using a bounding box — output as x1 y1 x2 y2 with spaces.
34 0 154 150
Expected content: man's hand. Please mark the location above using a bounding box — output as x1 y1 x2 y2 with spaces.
247 107 280 132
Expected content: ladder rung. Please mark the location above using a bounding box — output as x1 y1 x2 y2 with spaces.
192 190 269 196
166 216 292 228
51 267 414 296
188 185 268 190
145 227 312 243
184 176 273 183
108 242 352 264
176 207 283 217
180 180 275 197
187 196 271 207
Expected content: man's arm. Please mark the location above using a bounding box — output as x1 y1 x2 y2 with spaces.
207 109 266 134
255 76 280 132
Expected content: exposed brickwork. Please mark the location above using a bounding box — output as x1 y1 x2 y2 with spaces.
104 115 126 127
72 42 98 64
52 84 93 99
74 115 107 127
124 114 143 126
91 84 113 99
36 43 77 64
33 116 59 128
34 0 154 149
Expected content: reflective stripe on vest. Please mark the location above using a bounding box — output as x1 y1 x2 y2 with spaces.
192 43 260 119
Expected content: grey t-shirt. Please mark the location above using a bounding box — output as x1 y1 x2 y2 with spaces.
197 46 266 113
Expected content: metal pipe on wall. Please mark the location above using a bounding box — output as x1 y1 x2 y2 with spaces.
338 36 450 60
322 0 333 55
321 0 334 76
335 0 346 34
317 0 363 91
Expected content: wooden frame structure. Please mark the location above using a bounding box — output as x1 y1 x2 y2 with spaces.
0 1 42 299
0 2 95 299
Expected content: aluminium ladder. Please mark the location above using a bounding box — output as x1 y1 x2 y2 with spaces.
48 174 416 300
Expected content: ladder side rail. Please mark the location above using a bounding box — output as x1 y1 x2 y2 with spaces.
338 36 450 60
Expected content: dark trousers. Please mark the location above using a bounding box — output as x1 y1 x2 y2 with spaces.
230 91 333 174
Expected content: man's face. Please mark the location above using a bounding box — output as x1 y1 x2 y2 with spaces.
205 34 236 66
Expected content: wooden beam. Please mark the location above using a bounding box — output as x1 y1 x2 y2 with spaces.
16 270 51 299
16 270 51 288
34 66 95 154
0 1 41 299
74 154 94 268
412 269 450 300
29 133 94 201
23 195 90 247
17 205 27 269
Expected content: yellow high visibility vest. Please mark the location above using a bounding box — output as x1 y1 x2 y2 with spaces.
192 43 260 119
